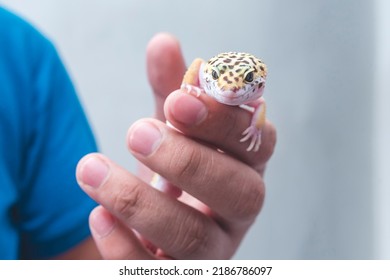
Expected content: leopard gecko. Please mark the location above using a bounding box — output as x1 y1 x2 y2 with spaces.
151 52 268 190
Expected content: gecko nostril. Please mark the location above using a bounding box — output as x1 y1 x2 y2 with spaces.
231 86 239 93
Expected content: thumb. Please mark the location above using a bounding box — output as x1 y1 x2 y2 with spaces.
146 33 186 121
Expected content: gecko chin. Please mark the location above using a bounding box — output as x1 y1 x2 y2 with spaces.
212 94 248 106
212 90 263 106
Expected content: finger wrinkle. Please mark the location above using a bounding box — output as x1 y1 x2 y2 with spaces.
227 173 265 223
171 211 210 259
167 142 204 184
111 180 144 223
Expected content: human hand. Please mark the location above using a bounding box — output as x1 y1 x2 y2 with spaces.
76 33 276 259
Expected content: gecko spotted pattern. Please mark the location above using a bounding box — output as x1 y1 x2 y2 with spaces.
200 52 267 106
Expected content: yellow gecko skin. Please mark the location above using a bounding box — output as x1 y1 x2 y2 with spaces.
181 52 268 152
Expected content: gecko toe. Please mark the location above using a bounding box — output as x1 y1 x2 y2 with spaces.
241 126 262 152
181 83 204 97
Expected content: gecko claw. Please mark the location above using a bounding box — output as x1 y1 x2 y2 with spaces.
240 126 262 152
181 83 203 97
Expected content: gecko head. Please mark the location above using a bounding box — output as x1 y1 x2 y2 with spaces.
200 52 267 106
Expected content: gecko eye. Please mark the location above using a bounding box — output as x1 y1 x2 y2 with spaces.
244 71 254 83
211 69 219 80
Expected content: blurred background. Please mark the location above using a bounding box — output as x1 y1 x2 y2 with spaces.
1 0 388 259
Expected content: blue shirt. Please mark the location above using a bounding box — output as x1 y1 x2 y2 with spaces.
0 7 98 259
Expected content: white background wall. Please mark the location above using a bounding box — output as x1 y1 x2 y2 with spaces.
374 0 390 259
1 0 388 259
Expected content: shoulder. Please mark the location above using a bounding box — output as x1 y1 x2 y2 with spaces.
0 6 56 68
0 6 68 113
0 6 26 26
0 7 61 133
0 6 41 39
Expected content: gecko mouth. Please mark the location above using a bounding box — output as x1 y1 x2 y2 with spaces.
213 88 263 105
214 92 247 106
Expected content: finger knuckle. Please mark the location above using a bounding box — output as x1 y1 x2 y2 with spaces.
220 109 240 141
230 176 265 221
262 123 277 159
168 144 204 182
247 122 277 168
112 182 143 221
177 216 209 258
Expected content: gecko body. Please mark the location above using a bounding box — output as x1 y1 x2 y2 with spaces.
151 52 267 191
182 52 268 152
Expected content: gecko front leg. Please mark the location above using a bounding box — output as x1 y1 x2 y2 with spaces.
240 97 266 152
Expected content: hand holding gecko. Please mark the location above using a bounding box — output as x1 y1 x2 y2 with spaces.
76 33 276 259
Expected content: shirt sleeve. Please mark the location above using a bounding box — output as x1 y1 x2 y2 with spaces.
16 31 98 259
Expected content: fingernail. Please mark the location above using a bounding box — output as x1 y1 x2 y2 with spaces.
128 121 162 156
170 93 207 125
79 156 109 188
90 207 115 238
